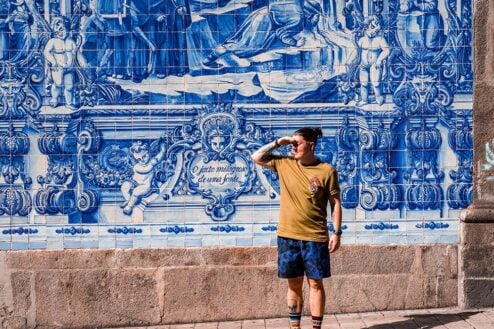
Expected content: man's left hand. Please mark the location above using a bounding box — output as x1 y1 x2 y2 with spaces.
329 234 340 253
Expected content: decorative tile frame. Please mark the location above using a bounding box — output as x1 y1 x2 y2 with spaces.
0 0 472 250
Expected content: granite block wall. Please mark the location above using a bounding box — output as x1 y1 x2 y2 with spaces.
0 245 459 328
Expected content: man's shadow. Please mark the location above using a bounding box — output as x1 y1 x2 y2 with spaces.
367 311 482 329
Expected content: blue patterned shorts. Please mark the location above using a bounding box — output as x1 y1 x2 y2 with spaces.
277 236 331 279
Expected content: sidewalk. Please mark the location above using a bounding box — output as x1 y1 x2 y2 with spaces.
107 307 494 329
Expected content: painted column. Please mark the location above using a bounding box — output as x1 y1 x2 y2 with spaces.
459 0 494 309
60 0 71 17
362 0 386 15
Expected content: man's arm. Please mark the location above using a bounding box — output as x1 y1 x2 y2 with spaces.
251 136 293 170
329 193 342 253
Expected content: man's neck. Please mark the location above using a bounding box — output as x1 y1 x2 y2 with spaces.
298 155 318 166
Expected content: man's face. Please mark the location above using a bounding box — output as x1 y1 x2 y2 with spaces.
291 134 314 160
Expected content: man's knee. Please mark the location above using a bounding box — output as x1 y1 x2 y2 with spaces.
287 277 304 291
307 278 324 291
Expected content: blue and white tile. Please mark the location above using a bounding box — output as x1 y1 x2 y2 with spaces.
0 0 474 249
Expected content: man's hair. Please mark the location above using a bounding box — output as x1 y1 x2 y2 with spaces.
294 127 323 145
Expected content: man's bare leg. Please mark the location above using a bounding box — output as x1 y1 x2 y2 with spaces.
287 277 304 329
307 278 325 328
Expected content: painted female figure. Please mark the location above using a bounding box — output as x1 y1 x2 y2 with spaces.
0 0 10 60
5 0 32 61
155 0 191 78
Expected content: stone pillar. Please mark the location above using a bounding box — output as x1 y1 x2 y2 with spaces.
459 0 494 309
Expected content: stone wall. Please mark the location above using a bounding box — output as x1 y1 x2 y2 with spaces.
0 0 487 327
0 245 458 329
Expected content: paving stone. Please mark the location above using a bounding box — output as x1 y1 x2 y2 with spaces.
194 322 219 329
435 314 475 329
461 321 493 329
300 316 313 327
391 324 416 329
169 324 195 329
335 313 366 329
411 314 448 329
338 322 367 329
361 311 386 327
378 312 416 329
482 309 494 322
217 321 242 329
336 313 362 320
380 311 408 320
459 310 493 325
240 319 265 329
264 318 287 329
321 314 339 329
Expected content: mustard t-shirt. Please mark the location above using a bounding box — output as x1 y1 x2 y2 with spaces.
272 156 340 242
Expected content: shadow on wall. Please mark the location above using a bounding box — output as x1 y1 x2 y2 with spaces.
367 311 481 329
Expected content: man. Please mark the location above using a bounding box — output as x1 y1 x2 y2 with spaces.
251 127 342 329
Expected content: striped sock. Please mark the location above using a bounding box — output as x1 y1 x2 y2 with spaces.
289 311 302 329
312 315 323 329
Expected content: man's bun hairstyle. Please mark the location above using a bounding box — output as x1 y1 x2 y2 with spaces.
294 127 323 145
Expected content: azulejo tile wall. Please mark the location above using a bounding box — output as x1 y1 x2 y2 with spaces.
0 0 472 250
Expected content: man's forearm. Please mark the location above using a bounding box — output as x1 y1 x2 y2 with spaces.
251 139 279 164
332 204 342 232
333 209 342 231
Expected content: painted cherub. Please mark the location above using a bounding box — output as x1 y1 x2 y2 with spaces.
43 16 77 109
357 15 389 105
120 136 166 215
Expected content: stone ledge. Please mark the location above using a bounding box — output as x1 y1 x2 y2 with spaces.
460 202 494 223
461 204 494 223
3 245 457 275
3 249 118 271
3 247 278 270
